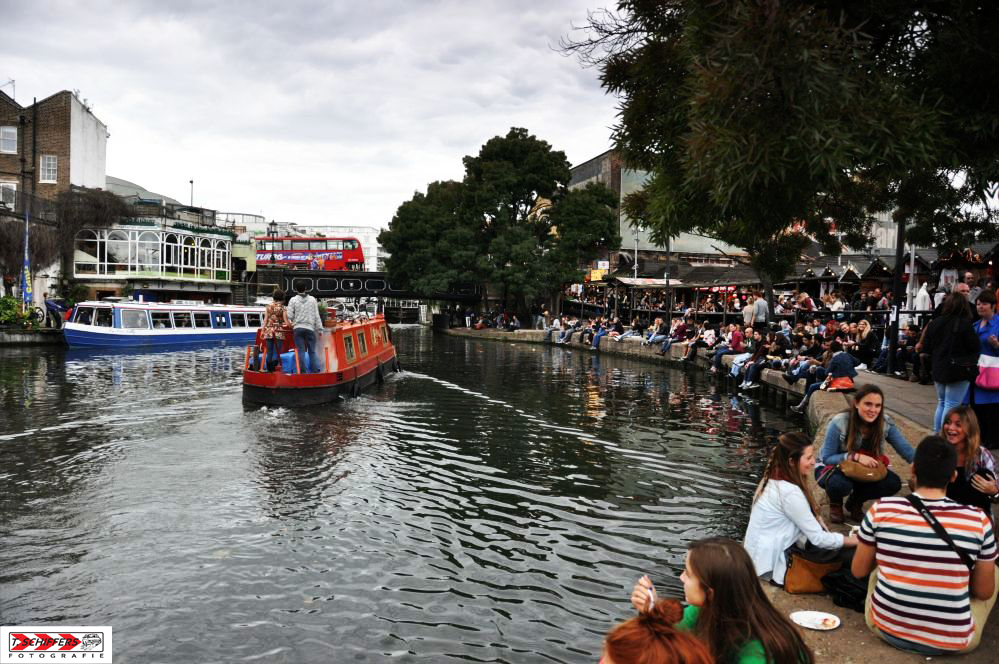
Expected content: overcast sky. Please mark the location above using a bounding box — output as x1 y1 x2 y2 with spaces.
4 1 617 228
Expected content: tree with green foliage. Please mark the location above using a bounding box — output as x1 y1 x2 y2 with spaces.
380 128 619 311
564 1 999 290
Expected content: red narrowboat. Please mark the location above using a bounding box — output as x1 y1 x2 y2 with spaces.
242 314 399 407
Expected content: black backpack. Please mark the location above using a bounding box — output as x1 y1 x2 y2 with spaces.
821 569 868 613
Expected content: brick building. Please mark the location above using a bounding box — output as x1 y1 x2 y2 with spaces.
0 89 107 207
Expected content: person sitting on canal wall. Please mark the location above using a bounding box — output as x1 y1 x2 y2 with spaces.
852 435 998 656
287 283 323 373
543 316 564 342
940 406 999 516
556 317 581 344
629 537 815 664
614 316 646 342
814 384 915 523
260 288 291 372
657 317 691 354
781 335 826 385
643 318 670 346
681 322 718 363
737 330 778 390
708 323 744 373
600 598 713 664
789 340 858 413
744 432 857 586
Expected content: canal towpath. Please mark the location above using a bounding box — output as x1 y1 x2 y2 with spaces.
445 325 997 662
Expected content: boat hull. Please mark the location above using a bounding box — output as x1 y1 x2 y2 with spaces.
242 349 399 407
63 324 258 347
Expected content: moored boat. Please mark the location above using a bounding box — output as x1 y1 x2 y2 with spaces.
241 314 399 407
63 300 265 347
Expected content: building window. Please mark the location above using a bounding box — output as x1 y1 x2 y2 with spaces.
39 155 57 183
0 127 15 154
0 182 15 208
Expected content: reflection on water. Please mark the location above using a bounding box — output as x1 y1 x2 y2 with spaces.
0 329 792 662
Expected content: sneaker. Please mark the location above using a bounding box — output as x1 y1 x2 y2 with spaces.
737 382 748 390
790 401 806 413
746 383 759 390
893 370 906 377
855 363 867 371
709 367 717 374
909 373 921 383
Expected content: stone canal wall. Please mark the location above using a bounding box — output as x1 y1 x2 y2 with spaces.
443 326 996 662
0 328 64 346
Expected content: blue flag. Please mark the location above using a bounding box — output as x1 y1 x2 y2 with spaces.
20 211 32 307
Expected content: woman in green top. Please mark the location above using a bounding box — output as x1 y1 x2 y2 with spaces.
631 537 813 664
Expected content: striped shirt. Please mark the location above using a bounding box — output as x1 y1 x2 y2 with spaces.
858 494 997 651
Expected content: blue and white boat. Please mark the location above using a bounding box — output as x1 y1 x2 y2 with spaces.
63 299 265 347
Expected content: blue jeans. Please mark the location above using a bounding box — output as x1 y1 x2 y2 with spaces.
934 381 970 432
646 334 667 345
711 346 734 370
293 327 320 373
816 466 902 504
265 337 282 371
592 329 607 349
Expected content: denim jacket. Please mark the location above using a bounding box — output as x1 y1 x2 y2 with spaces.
818 411 914 468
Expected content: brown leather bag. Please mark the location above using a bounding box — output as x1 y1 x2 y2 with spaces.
839 458 887 482
784 547 843 594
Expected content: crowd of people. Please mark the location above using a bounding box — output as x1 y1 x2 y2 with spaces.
599 388 997 663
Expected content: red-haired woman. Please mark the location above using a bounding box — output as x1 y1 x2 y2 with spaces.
600 599 712 664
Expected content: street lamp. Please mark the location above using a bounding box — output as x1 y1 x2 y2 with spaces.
268 221 278 265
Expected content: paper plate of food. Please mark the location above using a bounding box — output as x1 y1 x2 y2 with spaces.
789 610 841 631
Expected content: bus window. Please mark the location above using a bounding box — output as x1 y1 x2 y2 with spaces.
173 312 193 328
329 240 343 250
281 241 295 250
345 240 358 250
121 309 150 329
292 241 311 250
75 307 95 325
94 308 113 327
193 312 212 328
310 241 327 250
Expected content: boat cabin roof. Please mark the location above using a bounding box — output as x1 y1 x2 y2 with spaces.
75 300 263 311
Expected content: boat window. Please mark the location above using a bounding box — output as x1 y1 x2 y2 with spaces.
193 312 212 328
173 312 193 328
371 326 381 345
121 309 150 329
381 324 388 341
212 312 230 328
343 334 356 363
75 306 95 325
94 308 113 327
357 330 368 356
246 313 263 327
230 313 247 327
151 311 173 329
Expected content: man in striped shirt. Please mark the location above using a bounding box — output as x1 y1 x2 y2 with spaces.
852 435 998 655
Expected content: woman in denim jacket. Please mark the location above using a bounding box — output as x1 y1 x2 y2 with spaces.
815 384 915 523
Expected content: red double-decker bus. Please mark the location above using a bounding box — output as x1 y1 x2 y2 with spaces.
256 236 365 271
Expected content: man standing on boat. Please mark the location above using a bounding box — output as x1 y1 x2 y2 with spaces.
288 282 323 373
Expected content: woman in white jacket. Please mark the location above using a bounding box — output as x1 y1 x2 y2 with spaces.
743 432 858 585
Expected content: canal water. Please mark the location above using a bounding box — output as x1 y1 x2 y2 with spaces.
0 327 794 663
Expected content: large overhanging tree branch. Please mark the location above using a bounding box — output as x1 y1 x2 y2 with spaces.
564 1 999 283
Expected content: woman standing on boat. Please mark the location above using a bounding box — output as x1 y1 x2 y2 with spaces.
261 288 291 372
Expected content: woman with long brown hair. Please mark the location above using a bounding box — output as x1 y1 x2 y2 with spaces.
600 599 712 664
815 384 915 522
631 538 813 664
939 405 999 514
743 433 857 585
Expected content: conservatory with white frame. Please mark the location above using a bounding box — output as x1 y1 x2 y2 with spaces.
74 226 232 282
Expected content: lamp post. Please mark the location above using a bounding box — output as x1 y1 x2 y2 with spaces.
189 179 194 207
268 221 277 265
